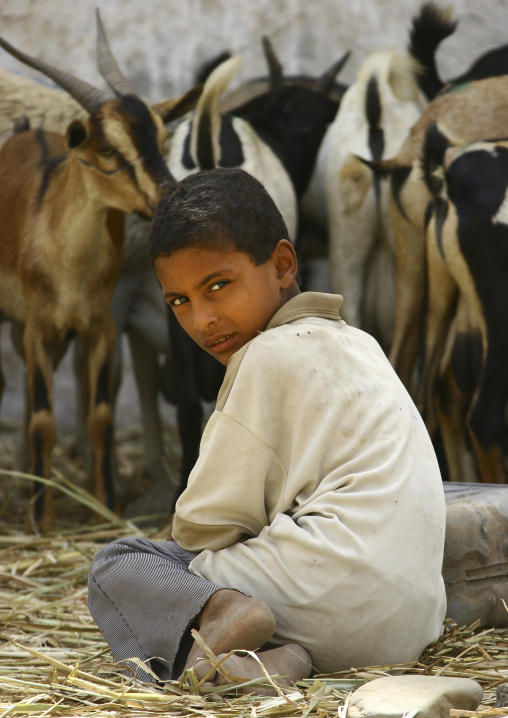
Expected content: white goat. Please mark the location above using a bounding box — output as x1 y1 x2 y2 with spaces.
301 48 427 350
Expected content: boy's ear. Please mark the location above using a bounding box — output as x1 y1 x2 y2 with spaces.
273 239 298 288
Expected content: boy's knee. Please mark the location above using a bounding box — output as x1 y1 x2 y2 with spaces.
89 537 143 585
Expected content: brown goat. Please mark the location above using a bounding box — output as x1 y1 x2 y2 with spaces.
0 14 202 532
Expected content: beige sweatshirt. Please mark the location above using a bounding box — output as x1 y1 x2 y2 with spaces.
173 292 447 674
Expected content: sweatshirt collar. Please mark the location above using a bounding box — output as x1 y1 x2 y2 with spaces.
265 291 343 330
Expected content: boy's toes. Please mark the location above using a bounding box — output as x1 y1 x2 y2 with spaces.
192 658 217 683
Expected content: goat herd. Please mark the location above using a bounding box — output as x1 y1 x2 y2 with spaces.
0 3 507 533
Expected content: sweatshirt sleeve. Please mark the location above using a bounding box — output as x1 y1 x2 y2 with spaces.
172 410 287 552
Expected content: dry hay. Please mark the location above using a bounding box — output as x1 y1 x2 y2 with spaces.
1 429 508 717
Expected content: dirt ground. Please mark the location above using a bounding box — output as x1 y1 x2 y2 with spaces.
0 326 182 532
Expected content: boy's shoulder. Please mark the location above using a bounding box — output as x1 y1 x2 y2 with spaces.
217 292 389 411
235 290 345 362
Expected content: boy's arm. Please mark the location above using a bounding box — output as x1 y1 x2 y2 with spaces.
172 410 286 552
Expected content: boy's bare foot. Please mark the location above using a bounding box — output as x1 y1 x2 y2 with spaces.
193 644 312 695
182 589 276 675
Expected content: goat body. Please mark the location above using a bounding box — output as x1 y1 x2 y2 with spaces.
0 24 202 531
0 67 84 147
421 126 508 484
0 99 169 531
302 48 427 350
368 74 508 391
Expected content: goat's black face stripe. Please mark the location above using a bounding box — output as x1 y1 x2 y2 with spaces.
120 95 171 185
33 365 51 413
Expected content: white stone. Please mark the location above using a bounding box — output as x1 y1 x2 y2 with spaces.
496 682 508 708
347 675 483 718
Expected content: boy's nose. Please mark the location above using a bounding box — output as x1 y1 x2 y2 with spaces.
192 303 218 331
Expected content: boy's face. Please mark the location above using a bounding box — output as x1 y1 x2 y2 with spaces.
155 240 299 365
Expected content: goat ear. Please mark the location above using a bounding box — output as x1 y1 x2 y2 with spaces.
153 84 204 124
66 119 88 149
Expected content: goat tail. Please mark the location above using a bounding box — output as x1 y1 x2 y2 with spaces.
191 55 242 169
408 2 457 100
198 55 242 106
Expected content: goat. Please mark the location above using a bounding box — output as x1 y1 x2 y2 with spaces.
420 124 508 484
302 48 427 350
350 72 508 393
0 14 202 532
0 69 177 491
299 1 458 348
219 36 349 112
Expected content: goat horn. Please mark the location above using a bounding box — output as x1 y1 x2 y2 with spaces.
0 36 109 113
96 8 134 97
314 50 351 95
262 36 283 90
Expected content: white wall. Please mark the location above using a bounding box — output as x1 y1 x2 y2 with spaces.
0 0 506 103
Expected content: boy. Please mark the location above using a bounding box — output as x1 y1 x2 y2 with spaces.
88 168 447 690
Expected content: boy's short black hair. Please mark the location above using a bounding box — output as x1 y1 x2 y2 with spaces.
149 167 290 266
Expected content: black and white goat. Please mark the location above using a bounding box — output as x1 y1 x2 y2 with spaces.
420 124 508 484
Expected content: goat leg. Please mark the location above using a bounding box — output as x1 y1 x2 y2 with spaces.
83 318 118 516
127 326 171 483
23 317 57 533
468 337 508 484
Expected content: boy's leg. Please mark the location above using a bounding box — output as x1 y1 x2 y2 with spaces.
88 537 225 682
192 644 312 694
88 537 311 690
183 587 276 672
184 592 312 693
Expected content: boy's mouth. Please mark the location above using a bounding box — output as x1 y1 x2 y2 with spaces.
205 332 237 354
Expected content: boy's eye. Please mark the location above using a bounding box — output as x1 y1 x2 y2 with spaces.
171 296 188 307
210 280 228 292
